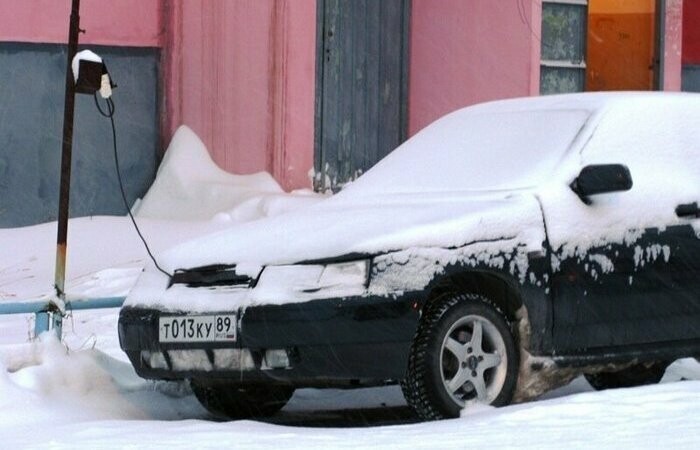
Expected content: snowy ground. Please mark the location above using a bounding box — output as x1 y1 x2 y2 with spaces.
2 307 700 449
2 125 700 448
1 308 700 449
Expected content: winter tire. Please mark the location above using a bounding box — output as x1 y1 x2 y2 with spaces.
584 361 668 391
190 380 294 420
402 292 519 420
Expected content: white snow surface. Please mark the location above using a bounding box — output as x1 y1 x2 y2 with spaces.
135 126 322 222
127 193 544 312
160 191 544 268
0 216 226 302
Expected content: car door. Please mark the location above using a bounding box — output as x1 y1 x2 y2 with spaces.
540 96 700 353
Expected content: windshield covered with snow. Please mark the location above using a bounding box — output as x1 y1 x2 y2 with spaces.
343 108 591 195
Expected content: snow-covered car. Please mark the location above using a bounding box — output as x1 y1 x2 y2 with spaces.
119 92 700 421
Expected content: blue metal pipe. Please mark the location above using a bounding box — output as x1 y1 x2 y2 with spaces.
35 312 50 336
0 297 126 315
1 296 126 336
0 301 50 315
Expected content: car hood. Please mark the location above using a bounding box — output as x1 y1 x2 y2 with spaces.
159 191 546 272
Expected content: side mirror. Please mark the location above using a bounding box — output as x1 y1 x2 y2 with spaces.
570 164 633 204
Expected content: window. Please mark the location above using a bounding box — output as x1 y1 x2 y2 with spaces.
540 0 588 94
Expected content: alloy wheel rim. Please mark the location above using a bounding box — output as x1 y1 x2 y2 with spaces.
439 314 507 408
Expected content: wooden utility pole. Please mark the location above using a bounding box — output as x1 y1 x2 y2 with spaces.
44 0 82 334
55 0 81 297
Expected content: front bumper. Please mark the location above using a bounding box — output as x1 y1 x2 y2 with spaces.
119 295 422 386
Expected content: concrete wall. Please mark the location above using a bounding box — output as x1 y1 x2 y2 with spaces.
0 44 160 227
0 1 162 227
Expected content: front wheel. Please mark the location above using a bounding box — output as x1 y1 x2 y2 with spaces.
402 293 519 420
190 379 294 420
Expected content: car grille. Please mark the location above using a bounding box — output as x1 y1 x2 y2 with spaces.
169 264 254 288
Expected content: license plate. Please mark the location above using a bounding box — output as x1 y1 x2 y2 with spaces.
159 315 237 343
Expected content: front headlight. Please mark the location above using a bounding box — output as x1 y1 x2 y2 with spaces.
317 260 369 289
253 260 370 299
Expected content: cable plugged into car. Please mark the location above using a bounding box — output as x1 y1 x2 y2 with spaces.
71 50 171 279
39 0 167 339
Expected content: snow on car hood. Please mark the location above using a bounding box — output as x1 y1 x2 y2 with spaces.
158 191 545 272
125 191 545 311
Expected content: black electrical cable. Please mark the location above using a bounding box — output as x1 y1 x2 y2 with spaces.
93 92 114 118
95 93 172 278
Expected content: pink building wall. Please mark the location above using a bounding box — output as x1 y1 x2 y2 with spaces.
408 0 541 135
662 0 683 90
162 0 316 191
0 0 162 46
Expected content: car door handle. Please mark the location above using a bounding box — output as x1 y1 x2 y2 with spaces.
675 202 700 218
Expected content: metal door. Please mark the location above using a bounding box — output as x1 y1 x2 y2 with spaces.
314 0 410 191
586 0 658 91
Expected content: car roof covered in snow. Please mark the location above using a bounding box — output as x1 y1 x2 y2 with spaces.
341 91 700 197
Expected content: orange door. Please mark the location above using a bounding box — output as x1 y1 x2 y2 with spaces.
586 0 657 91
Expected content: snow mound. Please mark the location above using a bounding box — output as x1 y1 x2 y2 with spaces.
136 125 296 221
0 334 205 431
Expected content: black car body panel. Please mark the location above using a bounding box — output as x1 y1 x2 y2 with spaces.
119 250 553 385
119 235 700 387
120 292 424 384
551 227 700 352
